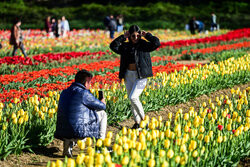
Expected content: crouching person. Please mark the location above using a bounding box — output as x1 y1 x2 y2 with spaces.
54 69 107 157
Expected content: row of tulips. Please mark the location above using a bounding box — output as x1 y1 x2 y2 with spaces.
1 50 249 103
47 86 250 167
0 29 248 65
159 28 250 48
0 55 249 159
0 59 194 102
0 29 229 57
0 50 110 65
180 41 250 60
0 39 247 76
0 55 174 87
0 37 249 77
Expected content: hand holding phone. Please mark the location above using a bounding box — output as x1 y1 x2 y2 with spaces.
98 90 104 100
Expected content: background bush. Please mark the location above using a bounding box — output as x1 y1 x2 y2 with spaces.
0 1 249 30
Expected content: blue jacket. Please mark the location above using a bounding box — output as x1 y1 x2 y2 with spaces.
54 82 106 140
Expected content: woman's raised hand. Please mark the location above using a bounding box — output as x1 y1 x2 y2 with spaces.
141 30 147 37
124 30 130 38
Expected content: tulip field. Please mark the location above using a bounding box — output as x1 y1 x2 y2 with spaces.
0 28 249 167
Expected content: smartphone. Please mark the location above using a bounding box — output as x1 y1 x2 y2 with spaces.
98 90 103 100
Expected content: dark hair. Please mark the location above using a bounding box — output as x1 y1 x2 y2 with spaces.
75 69 93 85
13 17 21 25
128 25 141 35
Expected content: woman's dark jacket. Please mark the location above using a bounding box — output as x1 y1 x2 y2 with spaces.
110 32 160 79
54 82 106 140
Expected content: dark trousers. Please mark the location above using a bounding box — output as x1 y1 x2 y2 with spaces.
110 30 115 39
12 42 27 57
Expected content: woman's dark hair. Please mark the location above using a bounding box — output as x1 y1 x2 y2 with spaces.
128 25 141 35
75 69 93 85
13 17 21 25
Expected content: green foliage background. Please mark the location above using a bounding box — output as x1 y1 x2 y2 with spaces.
0 1 249 30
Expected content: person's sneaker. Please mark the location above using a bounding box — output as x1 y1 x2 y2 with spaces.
63 140 73 157
63 149 73 157
131 123 140 129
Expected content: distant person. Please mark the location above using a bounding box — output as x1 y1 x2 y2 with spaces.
195 20 205 33
55 69 107 157
103 15 110 31
45 16 52 36
116 14 124 32
188 17 196 34
61 16 70 38
108 15 117 39
51 18 57 37
9 18 28 57
109 25 160 129
56 19 62 38
211 13 217 31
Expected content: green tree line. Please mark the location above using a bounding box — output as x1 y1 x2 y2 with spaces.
0 1 249 30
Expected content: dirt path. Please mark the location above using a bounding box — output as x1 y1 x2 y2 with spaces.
0 83 249 167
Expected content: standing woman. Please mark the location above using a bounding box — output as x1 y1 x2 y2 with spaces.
9 18 28 57
110 25 160 129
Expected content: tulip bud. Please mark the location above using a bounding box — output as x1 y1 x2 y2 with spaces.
167 149 174 159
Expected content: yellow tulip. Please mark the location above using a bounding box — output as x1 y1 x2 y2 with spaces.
167 149 174 159
76 153 85 165
50 162 56 167
85 137 92 147
0 103 4 109
199 126 205 133
198 134 204 140
116 146 123 155
192 150 198 158
164 139 170 148
227 124 232 131
175 156 181 164
11 113 17 119
8 103 13 108
104 138 111 147
18 117 24 125
122 126 127 135
121 156 129 166
180 157 186 165
95 153 104 165
86 147 95 156
165 121 170 127
105 153 112 163
237 116 242 123
136 142 142 151
56 159 63 167
213 112 218 120
131 150 137 159
180 144 187 153
183 113 189 120
159 150 166 157
148 159 155 167
209 131 213 138
96 139 103 147
12 117 17 124
140 120 146 128
217 136 223 143
168 112 172 120
161 161 169 167
145 149 150 158
188 140 197 151
246 110 250 117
